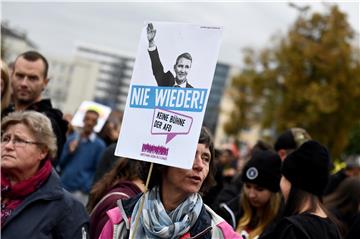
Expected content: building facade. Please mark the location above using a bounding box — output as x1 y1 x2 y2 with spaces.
203 63 231 134
1 21 37 63
45 56 100 114
74 43 135 111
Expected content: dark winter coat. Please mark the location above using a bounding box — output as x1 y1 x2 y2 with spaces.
1 170 89 239
216 195 241 229
259 213 342 239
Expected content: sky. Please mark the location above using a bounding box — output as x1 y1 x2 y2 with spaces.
1 1 359 66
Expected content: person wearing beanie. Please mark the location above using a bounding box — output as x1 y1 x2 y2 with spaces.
260 140 342 239
274 128 311 161
216 150 283 239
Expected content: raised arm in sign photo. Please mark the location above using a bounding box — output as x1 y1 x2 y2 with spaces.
147 23 193 88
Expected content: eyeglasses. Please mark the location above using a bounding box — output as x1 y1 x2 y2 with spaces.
1 134 41 148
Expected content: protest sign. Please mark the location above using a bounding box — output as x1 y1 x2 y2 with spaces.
71 101 112 132
116 21 222 169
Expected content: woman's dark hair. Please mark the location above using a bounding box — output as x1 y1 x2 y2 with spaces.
284 185 344 235
283 186 318 216
198 126 216 193
87 158 140 212
139 126 216 194
324 177 360 235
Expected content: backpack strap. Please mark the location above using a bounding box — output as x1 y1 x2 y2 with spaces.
90 192 130 216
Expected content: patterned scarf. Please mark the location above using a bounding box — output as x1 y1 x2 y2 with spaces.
130 186 203 239
1 159 52 227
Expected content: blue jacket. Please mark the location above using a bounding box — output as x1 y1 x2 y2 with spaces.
60 132 105 193
1 170 89 239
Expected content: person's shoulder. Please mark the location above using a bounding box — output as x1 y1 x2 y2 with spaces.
281 214 312 229
27 99 53 112
34 170 63 199
262 217 306 239
107 143 117 152
278 214 330 239
287 212 331 225
1 104 15 118
95 135 107 147
60 188 89 216
53 189 89 237
225 195 241 210
29 99 68 129
39 171 86 214
67 131 80 140
100 143 117 158
203 205 241 239
203 204 220 220
61 188 81 205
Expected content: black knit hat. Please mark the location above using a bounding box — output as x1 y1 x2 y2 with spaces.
241 150 282 192
282 140 331 196
274 128 311 151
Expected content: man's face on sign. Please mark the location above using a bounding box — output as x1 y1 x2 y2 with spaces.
174 57 191 82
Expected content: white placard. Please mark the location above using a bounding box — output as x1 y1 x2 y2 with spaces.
116 21 223 169
71 101 112 133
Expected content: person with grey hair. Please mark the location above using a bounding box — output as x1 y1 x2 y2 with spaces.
147 23 194 88
1 111 89 238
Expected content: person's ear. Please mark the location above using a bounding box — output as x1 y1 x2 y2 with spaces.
38 147 49 162
43 77 49 88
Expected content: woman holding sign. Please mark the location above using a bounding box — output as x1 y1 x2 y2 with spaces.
98 127 241 239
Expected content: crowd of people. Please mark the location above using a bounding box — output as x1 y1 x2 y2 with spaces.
1 51 359 238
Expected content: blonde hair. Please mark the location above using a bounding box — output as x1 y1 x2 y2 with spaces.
1 59 12 111
236 190 282 239
1 111 57 158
